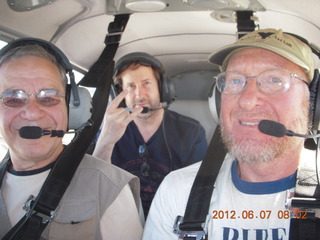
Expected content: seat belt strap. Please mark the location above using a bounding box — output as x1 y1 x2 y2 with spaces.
236 11 257 39
0 153 9 186
11 214 48 240
79 14 130 87
1 14 130 240
174 126 227 240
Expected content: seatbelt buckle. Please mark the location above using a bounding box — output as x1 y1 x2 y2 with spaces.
23 195 56 224
173 215 207 240
177 231 206 240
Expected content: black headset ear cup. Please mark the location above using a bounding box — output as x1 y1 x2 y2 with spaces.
160 76 176 103
309 69 320 131
114 83 122 95
68 87 93 130
208 82 221 124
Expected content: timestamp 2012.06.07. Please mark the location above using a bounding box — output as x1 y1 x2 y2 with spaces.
212 210 307 220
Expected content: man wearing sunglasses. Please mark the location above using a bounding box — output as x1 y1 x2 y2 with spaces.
93 52 208 218
0 39 143 239
143 29 319 239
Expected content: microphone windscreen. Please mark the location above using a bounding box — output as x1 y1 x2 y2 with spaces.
19 126 42 139
258 120 287 138
142 107 149 113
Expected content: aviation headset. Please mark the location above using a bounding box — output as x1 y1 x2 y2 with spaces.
0 38 92 130
208 32 320 131
113 52 175 103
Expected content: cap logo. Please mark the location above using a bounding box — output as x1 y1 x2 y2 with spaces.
254 32 293 48
257 32 274 39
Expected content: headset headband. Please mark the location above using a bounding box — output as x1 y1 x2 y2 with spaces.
0 38 73 73
114 52 164 79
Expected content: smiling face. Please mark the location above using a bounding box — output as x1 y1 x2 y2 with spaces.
220 48 309 165
0 56 68 170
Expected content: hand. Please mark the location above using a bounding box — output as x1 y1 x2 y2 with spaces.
92 90 143 161
104 89 142 142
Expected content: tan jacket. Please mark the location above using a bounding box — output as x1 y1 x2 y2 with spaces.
0 154 143 240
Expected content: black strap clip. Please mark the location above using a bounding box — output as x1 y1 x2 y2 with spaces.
23 195 56 224
236 11 258 39
173 215 208 240
105 14 130 45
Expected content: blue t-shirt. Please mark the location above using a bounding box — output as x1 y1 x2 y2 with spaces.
112 109 207 217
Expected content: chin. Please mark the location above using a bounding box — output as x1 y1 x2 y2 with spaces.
138 111 153 119
231 142 276 165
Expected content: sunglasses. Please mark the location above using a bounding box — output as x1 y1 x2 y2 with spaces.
139 144 150 177
0 89 65 108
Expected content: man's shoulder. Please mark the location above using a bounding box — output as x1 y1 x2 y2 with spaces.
164 161 202 183
152 161 203 213
161 155 234 190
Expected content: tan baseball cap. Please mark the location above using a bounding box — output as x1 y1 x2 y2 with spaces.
209 28 315 81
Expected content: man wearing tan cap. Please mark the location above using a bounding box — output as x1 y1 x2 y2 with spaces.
143 28 319 239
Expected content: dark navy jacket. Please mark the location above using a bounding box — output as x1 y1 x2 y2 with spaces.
111 109 207 217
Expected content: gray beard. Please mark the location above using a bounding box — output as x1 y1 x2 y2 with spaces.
220 117 308 166
221 130 277 165
222 133 289 165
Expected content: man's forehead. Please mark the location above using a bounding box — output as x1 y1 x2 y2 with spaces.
0 56 64 89
122 66 156 79
227 48 303 69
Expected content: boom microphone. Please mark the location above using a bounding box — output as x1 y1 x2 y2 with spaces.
19 126 76 139
258 120 320 138
258 120 287 137
142 106 164 113
141 98 176 113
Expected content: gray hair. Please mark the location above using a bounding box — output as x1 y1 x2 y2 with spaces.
0 44 68 86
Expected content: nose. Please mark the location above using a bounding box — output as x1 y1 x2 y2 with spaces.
134 85 145 100
238 78 263 110
20 97 46 120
